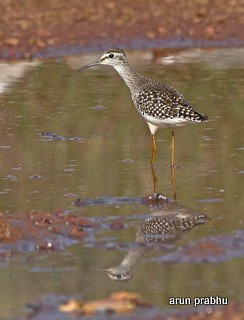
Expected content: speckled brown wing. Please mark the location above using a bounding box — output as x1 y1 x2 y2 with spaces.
135 84 208 122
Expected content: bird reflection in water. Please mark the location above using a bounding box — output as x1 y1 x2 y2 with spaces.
151 159 176 200
91 195 208 282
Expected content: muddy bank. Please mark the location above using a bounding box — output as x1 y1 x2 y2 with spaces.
0 210 97 258
0 0 243 59
0 194 168 259
0 194 243 266
28 296 244 320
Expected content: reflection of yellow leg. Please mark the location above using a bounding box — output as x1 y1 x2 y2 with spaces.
170 130 175 167
171 164 177 201
170 130 176 200
150 164 158 193
150 134 157 166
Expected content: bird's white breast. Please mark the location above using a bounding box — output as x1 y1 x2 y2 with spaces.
141 113 188 134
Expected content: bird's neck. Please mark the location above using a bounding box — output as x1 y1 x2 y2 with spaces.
117 245 149 273
113 63 145 94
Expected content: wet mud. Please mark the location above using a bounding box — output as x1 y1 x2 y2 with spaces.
0 193 170 260
1 194 242 267
0 210 96 259
153 230 244 263
27 295 244 320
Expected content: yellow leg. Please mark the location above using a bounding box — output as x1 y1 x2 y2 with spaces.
170 130 176 200
150 164 158 193
171 164 177 201
150 134 157 166
170 130 175 167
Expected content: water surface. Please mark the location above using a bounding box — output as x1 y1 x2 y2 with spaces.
0 48 243 318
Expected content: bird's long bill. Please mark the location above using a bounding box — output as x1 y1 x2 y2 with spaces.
85 264 107 274
77 60 100 71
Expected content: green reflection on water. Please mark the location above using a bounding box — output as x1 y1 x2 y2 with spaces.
0 48 243 318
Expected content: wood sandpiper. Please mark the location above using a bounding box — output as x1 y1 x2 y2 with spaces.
78 49 208 166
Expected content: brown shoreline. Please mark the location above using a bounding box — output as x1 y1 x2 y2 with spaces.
0 0 243 60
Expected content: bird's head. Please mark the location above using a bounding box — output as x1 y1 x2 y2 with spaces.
106 266 133 282
77 49 127 71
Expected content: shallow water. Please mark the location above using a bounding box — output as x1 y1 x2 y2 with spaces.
0 48 243 318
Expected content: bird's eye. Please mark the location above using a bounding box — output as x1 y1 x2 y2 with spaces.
116 274 122 279
108 54 114 58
